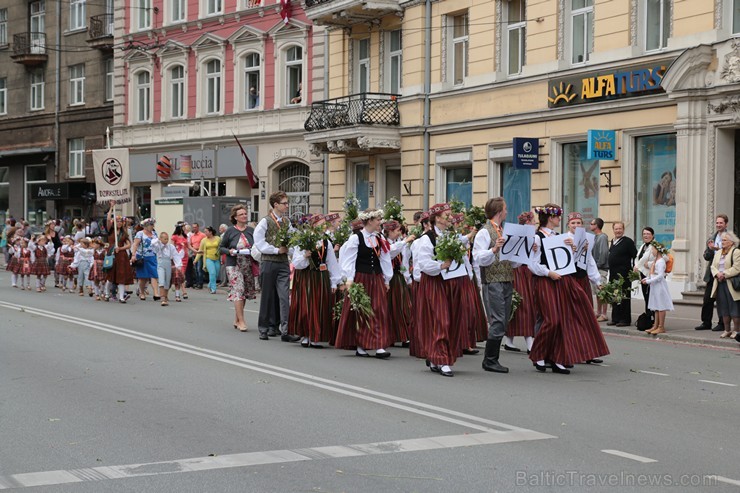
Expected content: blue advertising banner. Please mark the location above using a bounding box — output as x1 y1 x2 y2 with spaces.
513 138 539 169
587 130 616 160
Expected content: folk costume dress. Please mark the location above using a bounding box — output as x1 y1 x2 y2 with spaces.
289 238 341 344
6 242 20 275
508 263 537 339
528 228 610 367
106 223 134 286
30 241 53 277
565 230 603 302
408 236 427 358
17 247 32 277
387 239 413 346
335 229 394 351
56 245 74 277
88 248 107 283
460 248 488 349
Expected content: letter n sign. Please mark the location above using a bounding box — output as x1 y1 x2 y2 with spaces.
513 138 539 170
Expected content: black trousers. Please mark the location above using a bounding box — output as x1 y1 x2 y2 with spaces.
611 284 632 324
700 276 723 327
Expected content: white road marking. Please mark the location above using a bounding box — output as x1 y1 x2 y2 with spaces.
698 380 737 387
707 475 740 487
601 450 658 463
0 430 547 489
638 370 670 377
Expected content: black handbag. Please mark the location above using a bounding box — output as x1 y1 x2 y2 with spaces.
635 312 654 331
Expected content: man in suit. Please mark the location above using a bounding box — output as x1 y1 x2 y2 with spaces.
607 221 637 327
695 214 728 331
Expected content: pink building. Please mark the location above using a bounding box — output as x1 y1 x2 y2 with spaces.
114 0 323 223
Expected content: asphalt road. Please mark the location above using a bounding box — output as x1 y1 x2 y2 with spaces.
1 276 739 492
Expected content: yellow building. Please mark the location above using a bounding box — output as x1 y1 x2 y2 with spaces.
303 0 740 295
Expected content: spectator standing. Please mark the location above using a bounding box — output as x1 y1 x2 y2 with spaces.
696 214 729 332
710 232 740 339
589 218 609 321
188 222 206 289
199 226 222 294
634 227 657 328
607 221 637 327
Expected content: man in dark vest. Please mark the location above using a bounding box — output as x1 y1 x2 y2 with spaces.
607 221 637 327
253 191 300 342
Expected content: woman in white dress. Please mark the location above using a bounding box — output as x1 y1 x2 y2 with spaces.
641 241 674 335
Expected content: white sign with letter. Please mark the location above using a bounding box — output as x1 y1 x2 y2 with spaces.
93 148 132 205
575 230 595 270
441 260 469 280
499 224 537 265
542 235 577 275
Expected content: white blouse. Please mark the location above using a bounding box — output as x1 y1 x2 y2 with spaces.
339 228 393 285
291 238 342 289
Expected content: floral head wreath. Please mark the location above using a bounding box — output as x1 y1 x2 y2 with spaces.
534 206 563 217
358 209 384 221
517 211 534 225
382 220 400 232
141 218 156 227
650 240 668 255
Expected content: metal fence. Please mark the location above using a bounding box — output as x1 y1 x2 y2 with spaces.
304 93 400 132
13 32 46 56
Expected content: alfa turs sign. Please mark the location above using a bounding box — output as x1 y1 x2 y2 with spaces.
547 62 672 108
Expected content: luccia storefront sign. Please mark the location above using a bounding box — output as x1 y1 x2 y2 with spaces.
587 130 616 160
547 63 669 108
513 138 539 170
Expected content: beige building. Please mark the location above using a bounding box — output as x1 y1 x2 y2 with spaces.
304 0 740 296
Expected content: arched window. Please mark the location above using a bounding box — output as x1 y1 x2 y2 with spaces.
205 59 221 114
244 52 260 110
135 70 151 122
169 64 185 119
278 162 310 221
285 45 302 106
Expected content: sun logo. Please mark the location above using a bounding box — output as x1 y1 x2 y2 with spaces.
593 131 612 143
547 82 577 105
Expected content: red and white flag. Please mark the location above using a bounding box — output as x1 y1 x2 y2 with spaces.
233 133 259 189
280 0 291 24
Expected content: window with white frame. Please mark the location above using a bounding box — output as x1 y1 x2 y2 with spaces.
104 58 114 102
571 0 593 64
70 0 86 30
734 0 740 35
352 163 370 210
355 38 370 93
506 0 525 75
437 150 473 208
205 59 221 114
170 64 185 118
0 9 8 46
645 0 670 51
138 0 151 30
135 71 151 122
69 64 85 105
450 13 468 85
0 78 6 115
30 70 44 110
286 45 303 105
244 53 260 110
387 30 402 94
68 138 85 178
171 0 185 23
207 0 223 16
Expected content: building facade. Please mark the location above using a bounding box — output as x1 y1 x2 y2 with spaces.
0 0 114 225
304 0 740 295
114 0 321 225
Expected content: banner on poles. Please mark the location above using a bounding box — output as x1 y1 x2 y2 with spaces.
542 235 577 275
93 148 132 205
499 223 537 264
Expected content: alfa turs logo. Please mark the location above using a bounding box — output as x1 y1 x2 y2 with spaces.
102 157 123 186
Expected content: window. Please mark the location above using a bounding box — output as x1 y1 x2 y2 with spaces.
563 142 599 224
105 58 114 102
69 64 85 105
30 1 45 54
388 30 402 94
734 0 740 35
0 167 8 225
70 0 86 30
356 38 370 93
635 134 676 248
445 167 472 208
25 164 47 226
286 46 303 105
171 0 185 23
244 53 260 110
451 14 468 85
645 0 670 51
0 9 7 46
205 59 221 114
0 78 6 115
135 71 151 122
353 163 369 210
68 138 85 178
30 70 44 110
506 0 525 75
501 163 531 219
571 0 593 64
138 0 151 30
170 65 185 118
207 0 222 15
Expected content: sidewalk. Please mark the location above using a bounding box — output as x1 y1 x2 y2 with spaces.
599 297 740 350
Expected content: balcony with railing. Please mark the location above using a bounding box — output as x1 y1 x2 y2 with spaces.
11 32 48 65
304 0 401 26
304 93 401 155
87 13 114 50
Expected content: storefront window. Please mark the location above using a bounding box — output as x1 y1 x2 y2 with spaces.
446 167 472 208
134 185 151 220
563 142 599 223
501 163 530 223
354 163 369 210
0 166 9 224
636 134 676 248
25 164 47 226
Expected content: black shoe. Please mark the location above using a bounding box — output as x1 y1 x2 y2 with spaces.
300 340 309 348
259 334 269 340
551 364 571 375
503 344 521 352
694 324 711 331
440 368 454 377
735 333 740 343
533 362 547 372
267 330 280 337
281 334 301 342
309 343 324 349
375 351 391 359
615 322 629 327
481 338 509 373
711 324 725 332
153 296 161 301
401 341 410 348
355 350 370 357
462 348 480 355
426 360 440 372
606 321 617 326
586 358 603 364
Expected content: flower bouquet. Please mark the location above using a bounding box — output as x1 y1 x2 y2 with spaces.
343 193 361 222
333 282 374 330
596 274 630 305
273 221 294 248
290 225 324 253
409 224 424 239
449 198 467 214
465 205 486 230
508 289 522 322
331 221 352 247
382 197 404 224
433 231 467 266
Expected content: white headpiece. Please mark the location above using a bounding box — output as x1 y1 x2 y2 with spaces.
358 209 384 221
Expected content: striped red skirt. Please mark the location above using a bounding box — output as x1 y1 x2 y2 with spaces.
6 255 19 274
508 266 536 338
459 276 487 347
416 273 455 366
289 268 334 343
573 275 593 309
529 275 609 366
388 270 412 344
334 272 392 350
31 253 50 276
408 280 425 358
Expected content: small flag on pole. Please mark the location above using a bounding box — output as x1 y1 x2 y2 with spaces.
280 0 291 24
232 133 259 189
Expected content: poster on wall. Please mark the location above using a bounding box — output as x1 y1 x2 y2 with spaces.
645 137 676 249
564 143 598 224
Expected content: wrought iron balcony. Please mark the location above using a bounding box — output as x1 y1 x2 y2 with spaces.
304 93 401 155
304 0 402 26
88 13 114 50
11 32 47 65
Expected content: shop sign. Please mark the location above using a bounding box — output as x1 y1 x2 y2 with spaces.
154 198 183 205
547 64 668 108
162 186 189 198
513 138 539 170
31 183 68 200
587 130 616 160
